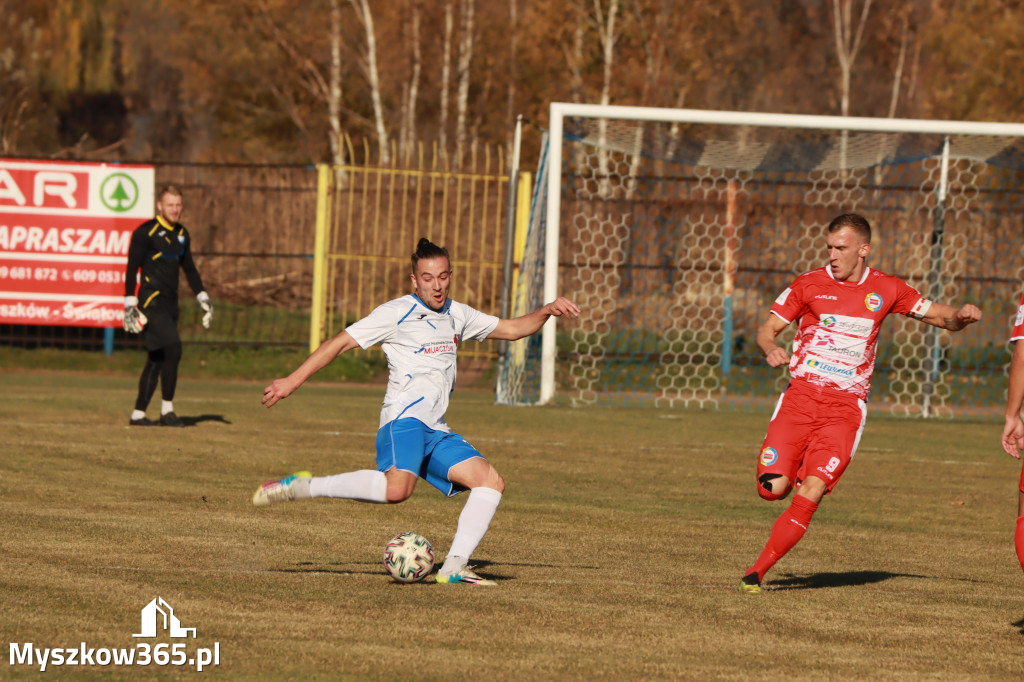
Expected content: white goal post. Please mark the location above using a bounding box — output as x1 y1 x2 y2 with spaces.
523 102 1024 414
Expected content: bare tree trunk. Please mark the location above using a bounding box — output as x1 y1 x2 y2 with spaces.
888 14 909 118
831 0 872 172
596 0 619 109
328 0 344 168
506 0 518 143
399 0 422 161
563 3 585 103
455 0 476 166
440 0 454 153
595 0 620 197
873 12 909 192
349 0 390 165
627 0 666 198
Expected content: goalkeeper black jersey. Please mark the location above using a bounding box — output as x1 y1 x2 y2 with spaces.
125 216 205 311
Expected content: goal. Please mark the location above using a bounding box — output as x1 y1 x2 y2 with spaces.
497 104 1024 417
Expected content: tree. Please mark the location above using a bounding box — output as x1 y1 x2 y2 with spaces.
349 0 390 164
439 0 454 152
398 0 423 160
454 0 476 163
832 0 873 119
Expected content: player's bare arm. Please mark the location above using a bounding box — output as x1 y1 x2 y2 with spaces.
1003 340 1024 459
263 331 361 408
487 297 580 341
756 313 791 368
920 302 982 331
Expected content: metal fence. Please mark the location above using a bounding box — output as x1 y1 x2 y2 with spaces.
314 140 510 364
1 143 513 371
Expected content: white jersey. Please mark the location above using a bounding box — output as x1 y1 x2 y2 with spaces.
345 294 499 431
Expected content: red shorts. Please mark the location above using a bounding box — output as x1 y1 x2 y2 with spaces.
1019 463 1024 495
757 380 867 494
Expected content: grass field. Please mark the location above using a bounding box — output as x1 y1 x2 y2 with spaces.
2 369 1023 680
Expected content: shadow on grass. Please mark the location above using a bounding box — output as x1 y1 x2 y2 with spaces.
1012 616 1024 635
768 570 928 591
269 561 380 577
268 559 535 583
180 414 233 426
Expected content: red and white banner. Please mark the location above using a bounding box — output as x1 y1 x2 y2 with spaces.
0 159 154 327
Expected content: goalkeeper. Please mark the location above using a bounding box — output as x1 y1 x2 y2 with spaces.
123 185 212 427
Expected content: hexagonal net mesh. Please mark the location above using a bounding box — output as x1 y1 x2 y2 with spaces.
498 112 1024 417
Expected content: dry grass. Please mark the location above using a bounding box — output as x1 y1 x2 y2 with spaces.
1 370 1022 680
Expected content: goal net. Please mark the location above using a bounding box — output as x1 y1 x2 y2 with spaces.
498 104 1024 417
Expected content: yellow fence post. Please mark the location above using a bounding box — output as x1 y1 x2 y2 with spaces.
310 164 331 352
510 170 532 315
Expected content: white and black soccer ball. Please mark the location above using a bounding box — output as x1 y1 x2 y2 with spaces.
383 532 435 583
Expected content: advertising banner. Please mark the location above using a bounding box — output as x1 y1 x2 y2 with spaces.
0 159 155 327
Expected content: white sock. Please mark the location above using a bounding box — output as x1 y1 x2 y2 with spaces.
131 409 146 420
309 470 388 503
161 400 174 416
443 487 502 570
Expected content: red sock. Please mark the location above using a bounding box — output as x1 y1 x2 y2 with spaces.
1016 516 1024 575
747 495 819 581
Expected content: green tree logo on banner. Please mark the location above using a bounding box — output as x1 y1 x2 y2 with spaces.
100 173 140 212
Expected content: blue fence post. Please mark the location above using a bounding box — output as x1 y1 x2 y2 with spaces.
104 328 114 356
721 180 738 377
721 297 734 376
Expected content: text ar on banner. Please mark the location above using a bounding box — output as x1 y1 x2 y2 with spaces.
0 159 155 328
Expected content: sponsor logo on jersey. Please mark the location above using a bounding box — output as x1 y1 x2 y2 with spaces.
815 294 838 300
817 314 872 337
420 341 457 355
1016 304 1024 327
808 330 867 362
760 446 778 466
864 292 883 312
803 358 856 378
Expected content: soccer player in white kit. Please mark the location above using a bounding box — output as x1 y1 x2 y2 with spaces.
254 238 580 585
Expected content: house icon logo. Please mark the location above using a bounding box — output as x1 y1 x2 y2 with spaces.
132 597 197 638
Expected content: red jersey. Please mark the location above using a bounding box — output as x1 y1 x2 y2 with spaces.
771 266 930 400
1012 288 1024 341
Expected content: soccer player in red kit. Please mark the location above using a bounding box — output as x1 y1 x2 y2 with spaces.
1000 287 1024 575
739 213 982 594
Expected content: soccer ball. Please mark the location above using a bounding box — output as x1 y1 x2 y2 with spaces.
383 532 435 583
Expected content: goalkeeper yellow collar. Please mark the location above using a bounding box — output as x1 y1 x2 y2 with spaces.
156 215 177 231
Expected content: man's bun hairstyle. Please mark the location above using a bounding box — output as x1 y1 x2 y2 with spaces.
411 238 450 271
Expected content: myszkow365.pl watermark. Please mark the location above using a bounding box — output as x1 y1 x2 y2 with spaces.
9 597 221 672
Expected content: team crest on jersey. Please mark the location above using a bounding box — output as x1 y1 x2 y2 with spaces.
864 293 883 312
760 446 778 466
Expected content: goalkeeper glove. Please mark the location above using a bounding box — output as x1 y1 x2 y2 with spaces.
123 296 147 334
197 291 213 329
